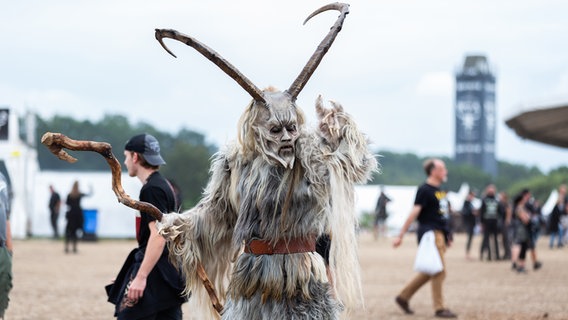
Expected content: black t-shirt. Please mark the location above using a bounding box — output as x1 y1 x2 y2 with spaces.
137 171 177 249
109 171 186 317
480 196 499 221
461 199 476 225
49 192 60 212
415 183 450 242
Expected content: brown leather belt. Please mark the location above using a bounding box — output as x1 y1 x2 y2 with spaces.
244 237 316 255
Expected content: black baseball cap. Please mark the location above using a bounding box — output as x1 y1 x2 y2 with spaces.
124 133 166 166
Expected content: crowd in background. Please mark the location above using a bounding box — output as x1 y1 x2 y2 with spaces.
459 183 567 273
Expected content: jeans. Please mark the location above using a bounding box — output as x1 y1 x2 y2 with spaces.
480 220 500 260
549 224 564 248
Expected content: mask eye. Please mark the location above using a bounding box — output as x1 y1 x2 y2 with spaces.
287 125 297 133
270 126 282 134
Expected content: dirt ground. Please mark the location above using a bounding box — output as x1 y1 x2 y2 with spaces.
5 232 567 320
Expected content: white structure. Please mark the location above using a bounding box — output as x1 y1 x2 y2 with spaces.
0 106 140 239
0 107 39 239
33 171 140 238
354 183 470 236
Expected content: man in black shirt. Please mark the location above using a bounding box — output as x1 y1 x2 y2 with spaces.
48 184 61 239
393 158 457 318
461 190 477 260
107 133 186 319
479 184 501 261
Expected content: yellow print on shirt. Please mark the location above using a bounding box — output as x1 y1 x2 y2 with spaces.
436 191 450 217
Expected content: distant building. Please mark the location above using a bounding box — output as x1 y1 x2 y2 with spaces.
454 54 498 177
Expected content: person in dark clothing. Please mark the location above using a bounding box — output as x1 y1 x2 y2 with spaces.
65 180 91 253
107 133 186 320
48 184 61 239
373 190 391 240
498 191 512 260
461 190 477 260
479 184 501 261
548 184 566 249
393 158 457 318
0 172 13 319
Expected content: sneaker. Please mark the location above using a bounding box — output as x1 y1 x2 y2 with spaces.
533 261 542 270
395 296 414 314
516 266 527 274
435 309 458 318
511 262 517 270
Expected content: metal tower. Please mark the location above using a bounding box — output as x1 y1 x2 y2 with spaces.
454 55 497 177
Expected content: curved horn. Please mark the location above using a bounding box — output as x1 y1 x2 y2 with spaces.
287 3 350 101
155 29 266 103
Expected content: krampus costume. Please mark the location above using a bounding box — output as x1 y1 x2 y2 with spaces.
155 3 378 319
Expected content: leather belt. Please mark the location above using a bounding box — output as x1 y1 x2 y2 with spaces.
244 237 316 255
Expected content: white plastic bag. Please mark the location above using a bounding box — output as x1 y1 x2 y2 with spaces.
413 230 443 275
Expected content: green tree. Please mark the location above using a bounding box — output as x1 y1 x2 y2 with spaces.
36 113 215 208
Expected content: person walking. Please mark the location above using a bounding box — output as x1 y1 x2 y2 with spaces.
393 158 457 318
498 191 512 260
106 133 186 320
65 180 91 253
461 190 477 260
510 189 533 273
0 173 13 320
48 184 61 239
373 189 391 240
479 184 501 261
548 184 566 249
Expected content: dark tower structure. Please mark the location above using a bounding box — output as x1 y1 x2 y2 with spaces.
454 55 497 177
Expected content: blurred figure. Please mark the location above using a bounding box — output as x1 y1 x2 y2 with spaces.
0 173 12 319
511 189 542 273
48 184 61 239
461 190 477 260
548 184 566 249
479 184 501 261
527 198 545 246
498 191 512 260
65 180 92 254
373 189 391 240
393 158 457 318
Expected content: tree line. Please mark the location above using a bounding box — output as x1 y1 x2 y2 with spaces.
36 114 567 210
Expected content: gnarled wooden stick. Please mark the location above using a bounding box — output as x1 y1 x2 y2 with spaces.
41 132 163 220
40 132 224 314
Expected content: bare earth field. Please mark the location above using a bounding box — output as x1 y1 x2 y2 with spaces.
5 232 567 320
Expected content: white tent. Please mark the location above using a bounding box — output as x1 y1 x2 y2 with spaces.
0 106 143 239
541 189 558 217
32 171 141 238
354 183 470 236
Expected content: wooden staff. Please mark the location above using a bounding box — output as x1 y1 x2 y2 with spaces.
41 132 224 314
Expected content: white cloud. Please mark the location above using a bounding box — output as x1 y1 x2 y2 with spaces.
415 72 454 97
1 0 567 173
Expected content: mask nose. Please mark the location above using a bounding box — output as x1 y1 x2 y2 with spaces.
282 129 291 142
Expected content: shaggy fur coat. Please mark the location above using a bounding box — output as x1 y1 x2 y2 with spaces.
158 99 377 319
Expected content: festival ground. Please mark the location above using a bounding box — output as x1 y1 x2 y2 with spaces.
6 232 566 320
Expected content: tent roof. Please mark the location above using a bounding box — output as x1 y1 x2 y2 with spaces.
505 103 568 148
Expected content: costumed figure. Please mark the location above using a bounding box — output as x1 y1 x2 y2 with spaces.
154 3 378 319
40 3 377 319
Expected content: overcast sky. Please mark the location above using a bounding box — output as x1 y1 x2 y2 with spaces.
1 0 566 173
